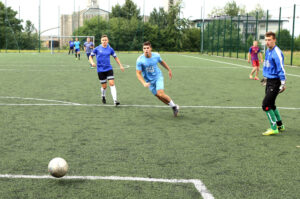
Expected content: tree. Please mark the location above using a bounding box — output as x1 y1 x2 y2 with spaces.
276 29 292 50
209 1 246 17
0 2 23 49
149 8 168 29
110 0 141 20
249 4 269 19
224 1 240 17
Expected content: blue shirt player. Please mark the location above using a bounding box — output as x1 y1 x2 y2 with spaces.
68 39 74 55
136 41 179 117
261 32 286 136
74 37 81 60
89 35 124 106
84 37 94 68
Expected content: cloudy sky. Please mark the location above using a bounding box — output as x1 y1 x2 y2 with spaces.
1 0 299 36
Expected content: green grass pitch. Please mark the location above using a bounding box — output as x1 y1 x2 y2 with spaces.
0 52 300 199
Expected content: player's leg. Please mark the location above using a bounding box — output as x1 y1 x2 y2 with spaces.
153 77 179 116
262 79 280 135
86 53 93 68
249 64 255 79
78 51 80 60
98 72 107 104
75 49 78 59
254 61 260 80
68 48 71 55
107 70 119 106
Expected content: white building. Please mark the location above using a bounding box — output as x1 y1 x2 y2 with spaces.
60 0 109 46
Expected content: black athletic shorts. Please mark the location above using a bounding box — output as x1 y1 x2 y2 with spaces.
98 70 114 84
262 78 281 111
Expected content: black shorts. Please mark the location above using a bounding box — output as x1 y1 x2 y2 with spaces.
98 70 114 84
262 78 281 111
69 47 74 50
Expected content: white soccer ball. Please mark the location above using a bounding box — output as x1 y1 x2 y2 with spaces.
48 157 68 178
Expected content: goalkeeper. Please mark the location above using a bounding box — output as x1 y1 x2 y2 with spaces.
261 32 286 136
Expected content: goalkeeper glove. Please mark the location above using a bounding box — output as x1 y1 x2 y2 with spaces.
279 81 286 93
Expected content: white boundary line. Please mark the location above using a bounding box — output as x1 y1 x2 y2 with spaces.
1 96 300 110
181 54 300 78
0 174 214 199
0 64 131 71
0 103 300 110
0 96 80 105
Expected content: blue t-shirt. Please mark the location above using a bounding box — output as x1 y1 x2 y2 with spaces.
136 52 163 83
69 41 74 47
74 41 80 49
91 44 117 72
84 41 94 54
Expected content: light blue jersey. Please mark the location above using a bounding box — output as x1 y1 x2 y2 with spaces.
263 45 286 82
136 52 164 95
74 41 80 50
136 52 163 83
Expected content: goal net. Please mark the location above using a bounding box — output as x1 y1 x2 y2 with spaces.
47 35 95 54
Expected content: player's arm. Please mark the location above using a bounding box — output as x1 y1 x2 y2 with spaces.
89 55 96 67
114 57 124 72
136 70 150 87
248 47 251 63
159 60 172 79
274 52 286 93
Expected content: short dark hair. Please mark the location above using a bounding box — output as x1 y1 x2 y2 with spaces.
101 34 108 39
143 41 152 47
265 32 276 39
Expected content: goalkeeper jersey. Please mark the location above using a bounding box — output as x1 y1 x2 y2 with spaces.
263 45 286 81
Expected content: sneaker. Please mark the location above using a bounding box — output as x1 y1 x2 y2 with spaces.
114 100 120 107
172 105 179 117
249 75 254 79
254 76 260 80
262 128 279 136
102 97 106 104
278 125 285 132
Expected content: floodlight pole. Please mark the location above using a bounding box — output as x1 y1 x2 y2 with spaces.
201 0 205 53
38 0 41 53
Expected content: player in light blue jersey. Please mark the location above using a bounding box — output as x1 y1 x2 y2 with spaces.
261 32 286 136
89 35 124 106
136 41 179 117
84 37 94 68
74 37 81 60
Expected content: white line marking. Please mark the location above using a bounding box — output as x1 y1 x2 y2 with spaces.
0 96 80 105
0 174 214 199
0 64 130 72
0 103 299 110
181 54 300 78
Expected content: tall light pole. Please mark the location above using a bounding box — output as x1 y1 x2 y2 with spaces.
201 0 205 53
39 0 41 53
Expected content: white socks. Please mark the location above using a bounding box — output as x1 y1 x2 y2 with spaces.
110 85 117 102
168 100 176 107
101 87 106 97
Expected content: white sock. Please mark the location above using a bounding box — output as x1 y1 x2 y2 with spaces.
168 100 176 107
101 87 106 97
110 85 117 102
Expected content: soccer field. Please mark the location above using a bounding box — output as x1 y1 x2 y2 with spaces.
0 52 300 199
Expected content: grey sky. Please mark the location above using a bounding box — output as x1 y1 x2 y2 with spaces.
1 0 300 36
